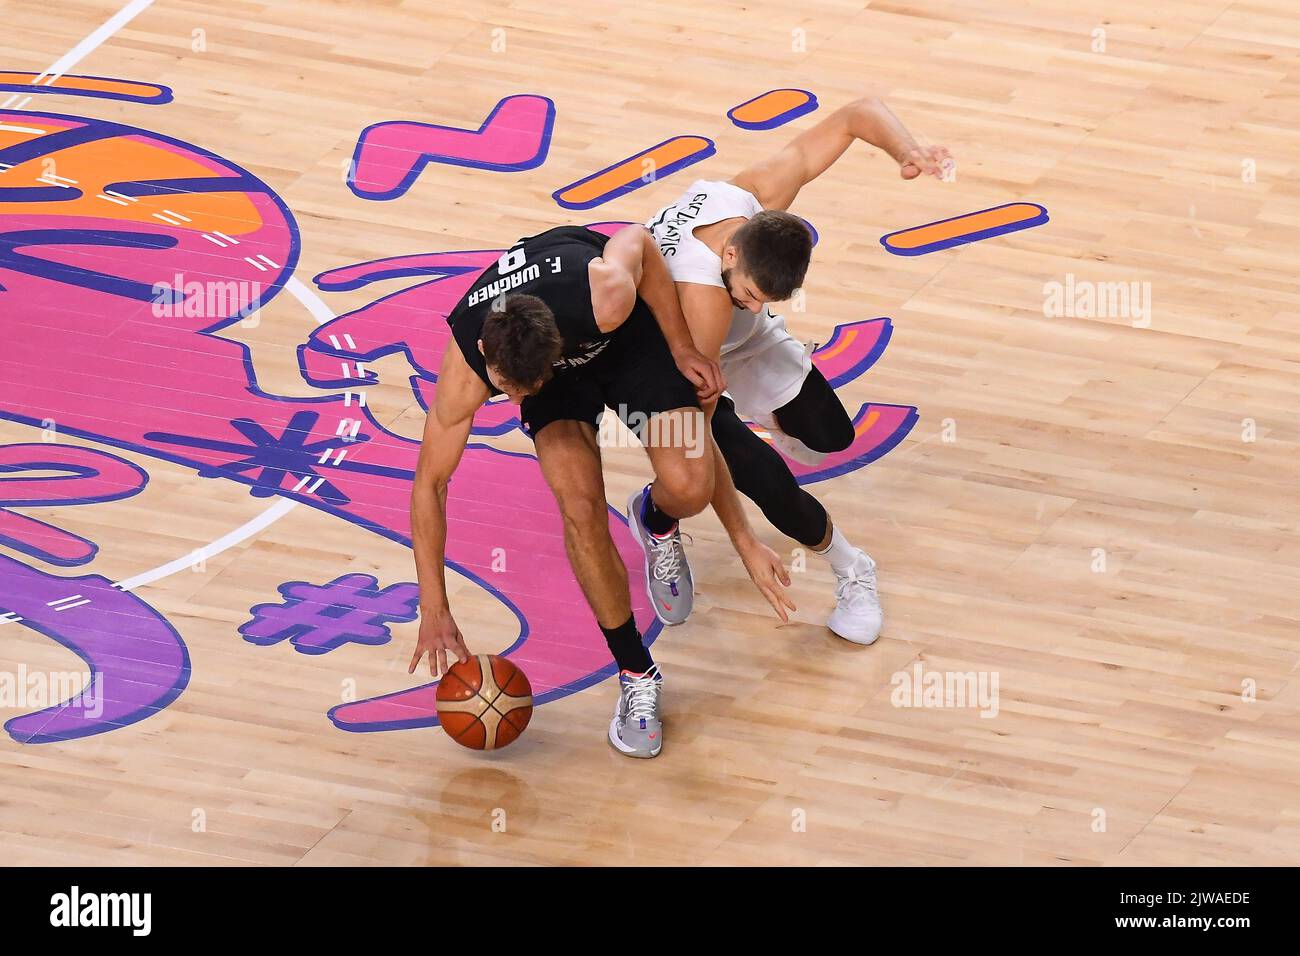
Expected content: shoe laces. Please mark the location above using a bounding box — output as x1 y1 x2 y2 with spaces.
621 666 662 720
648 529 690 585
836 561 878 608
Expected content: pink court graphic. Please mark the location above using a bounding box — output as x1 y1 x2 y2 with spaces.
348 94 556 201
1 95 914 742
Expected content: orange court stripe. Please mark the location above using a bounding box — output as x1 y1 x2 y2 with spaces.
888 203 1043 250
815 328 857 362
0 133 266 234
0 73 170 102
854 411 881 437
556 136 712 206
731 89 808 124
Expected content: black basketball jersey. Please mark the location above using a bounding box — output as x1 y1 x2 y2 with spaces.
448 226 618 394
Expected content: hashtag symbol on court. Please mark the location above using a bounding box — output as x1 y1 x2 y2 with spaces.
239 574 420 655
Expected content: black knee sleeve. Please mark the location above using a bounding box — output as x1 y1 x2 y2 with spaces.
773 366 855 453
711 398 829 547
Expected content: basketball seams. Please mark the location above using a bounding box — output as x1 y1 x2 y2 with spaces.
436 667 480 701
434 654 533 750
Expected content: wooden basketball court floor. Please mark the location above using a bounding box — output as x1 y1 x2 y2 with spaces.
1 0 1298 867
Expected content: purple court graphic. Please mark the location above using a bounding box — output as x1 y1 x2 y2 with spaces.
241 574 421 655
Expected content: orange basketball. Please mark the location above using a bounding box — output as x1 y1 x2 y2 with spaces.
435 655 534 750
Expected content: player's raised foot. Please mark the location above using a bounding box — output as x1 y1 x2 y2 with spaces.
753 412 828 467
828 551 883 645
608 665 664 758
626 486 694 625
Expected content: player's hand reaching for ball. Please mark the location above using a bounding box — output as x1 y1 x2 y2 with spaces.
737 534 797 624
899 144 953 180
411 606 471 678
673 344 725 403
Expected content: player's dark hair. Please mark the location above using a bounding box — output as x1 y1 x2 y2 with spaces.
480 294 563 387
732 210 813 301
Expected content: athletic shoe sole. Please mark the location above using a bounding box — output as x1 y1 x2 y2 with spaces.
608 717 662 758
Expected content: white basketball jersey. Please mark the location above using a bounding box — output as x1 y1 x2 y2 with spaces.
645 179 775 356
645 179 811 416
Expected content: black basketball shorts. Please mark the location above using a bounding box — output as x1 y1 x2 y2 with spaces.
519 302 700 441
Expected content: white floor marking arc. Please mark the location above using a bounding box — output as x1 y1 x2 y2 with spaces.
111 281 339 593
40 0 158 85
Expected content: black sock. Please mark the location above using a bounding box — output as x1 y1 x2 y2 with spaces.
600 615 654 674
639 484 677 537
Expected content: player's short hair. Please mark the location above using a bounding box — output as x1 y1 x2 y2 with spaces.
480 294 563 388
732 210 813 301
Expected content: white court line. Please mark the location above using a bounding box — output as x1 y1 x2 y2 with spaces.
112 281 338 593
115 498 299 592
40 0 157 86
287 276 335 325
18 0 351 600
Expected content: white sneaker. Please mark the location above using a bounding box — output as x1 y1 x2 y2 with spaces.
828 552 883 645
753 412 827 467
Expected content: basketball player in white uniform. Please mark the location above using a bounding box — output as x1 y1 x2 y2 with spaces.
629 95 950 646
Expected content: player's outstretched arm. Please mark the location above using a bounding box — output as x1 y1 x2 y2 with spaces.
678 282 795 622
730 95 951 211
591 224 723 401
409 345 488 677
709 437 796 623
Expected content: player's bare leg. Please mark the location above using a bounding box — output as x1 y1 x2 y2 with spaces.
534 421 632 627
534 420 665 758
626 406 714 626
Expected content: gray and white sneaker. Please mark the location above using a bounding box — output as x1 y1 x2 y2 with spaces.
627 486 694 625
608 665 663 758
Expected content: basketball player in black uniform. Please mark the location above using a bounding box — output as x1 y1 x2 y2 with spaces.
409 224 721 758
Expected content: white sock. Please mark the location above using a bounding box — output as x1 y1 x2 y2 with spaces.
813 526 860 575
